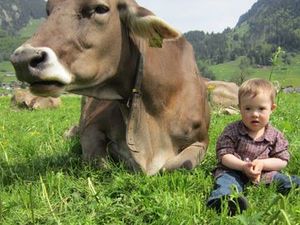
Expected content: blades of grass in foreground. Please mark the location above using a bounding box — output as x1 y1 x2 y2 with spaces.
280 209 291 225
88 177 100 203
29 184 35 224
0 195 2 222
0 95 299 224
40 176 61 225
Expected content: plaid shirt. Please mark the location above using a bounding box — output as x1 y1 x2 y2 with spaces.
214 121 290 183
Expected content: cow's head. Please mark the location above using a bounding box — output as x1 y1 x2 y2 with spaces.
11 0 180 98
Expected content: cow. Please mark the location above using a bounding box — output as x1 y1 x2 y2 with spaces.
205 80 239 108
11 89 61 109
10 0 210 175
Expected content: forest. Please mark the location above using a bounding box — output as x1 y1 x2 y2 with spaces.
185 0 300 68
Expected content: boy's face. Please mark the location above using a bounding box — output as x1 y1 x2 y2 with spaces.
239 92 276 134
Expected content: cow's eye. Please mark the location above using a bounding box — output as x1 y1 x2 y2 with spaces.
81 5 109 18
46 2 52 16
94 5 109 14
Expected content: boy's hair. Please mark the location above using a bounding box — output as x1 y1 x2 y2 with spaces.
238 78 276 104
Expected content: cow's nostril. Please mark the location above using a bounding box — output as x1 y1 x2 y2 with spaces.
29 51 48 68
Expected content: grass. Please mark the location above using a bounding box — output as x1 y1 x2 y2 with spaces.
18 19 44 39
0 61 15 83
0 93 300 224
210 54 300 87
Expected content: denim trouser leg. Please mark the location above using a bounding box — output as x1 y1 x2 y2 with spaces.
273 173 300 194
207 171 247 204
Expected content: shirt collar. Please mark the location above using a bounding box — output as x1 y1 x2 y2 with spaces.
238 121 274 142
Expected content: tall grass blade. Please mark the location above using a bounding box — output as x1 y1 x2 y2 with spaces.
88 177 100 203
280 209 291 225
40 176 61 225
0 195 3 221
29 184 35 224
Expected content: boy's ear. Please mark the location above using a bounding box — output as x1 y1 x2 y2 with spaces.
271 103 277 111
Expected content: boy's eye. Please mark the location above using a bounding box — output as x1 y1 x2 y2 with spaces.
245 107 251 111
259 107 266 111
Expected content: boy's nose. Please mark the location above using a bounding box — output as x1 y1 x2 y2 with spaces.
252 111 259 117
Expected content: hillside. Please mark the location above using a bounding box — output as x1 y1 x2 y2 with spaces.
185 0 300 66
208 54 300 87
0 0 45 61
1 0 299 65
0 0 45 34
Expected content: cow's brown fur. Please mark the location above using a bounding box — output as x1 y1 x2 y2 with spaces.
206 81 239 108
11 0 210 174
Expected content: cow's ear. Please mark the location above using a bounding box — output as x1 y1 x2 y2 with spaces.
119 4 181 47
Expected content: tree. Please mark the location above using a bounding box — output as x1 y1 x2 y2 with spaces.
230 57 251 85
197 60 216 80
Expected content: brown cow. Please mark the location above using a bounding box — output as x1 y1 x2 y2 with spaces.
206 80 239 108
10 0 210 175
11 89 61 109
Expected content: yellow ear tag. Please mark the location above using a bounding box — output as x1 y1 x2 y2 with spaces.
148 35 163 48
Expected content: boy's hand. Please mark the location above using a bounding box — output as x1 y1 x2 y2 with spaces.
252 160 264 172
242 160 262 183
251 160 264 183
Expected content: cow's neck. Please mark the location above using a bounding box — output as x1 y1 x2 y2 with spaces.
125 54 143 104
118 53 173 174
118 52 143 118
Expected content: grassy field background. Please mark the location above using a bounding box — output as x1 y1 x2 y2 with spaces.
209 55 300 87
0 61 15 83
0 94 300 224
1 54 300 89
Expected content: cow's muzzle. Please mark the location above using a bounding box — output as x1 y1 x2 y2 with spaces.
10 45 72 97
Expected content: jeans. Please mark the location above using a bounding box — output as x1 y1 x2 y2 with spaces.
207 170 300 205
207 171 247 205
273 172 300 194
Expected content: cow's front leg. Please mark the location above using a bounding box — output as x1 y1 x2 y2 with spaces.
80 125 108 167
162 141 208 171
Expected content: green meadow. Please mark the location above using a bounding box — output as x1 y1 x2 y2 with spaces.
210 55 300 87
0 61 15 83
0 94 300 224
